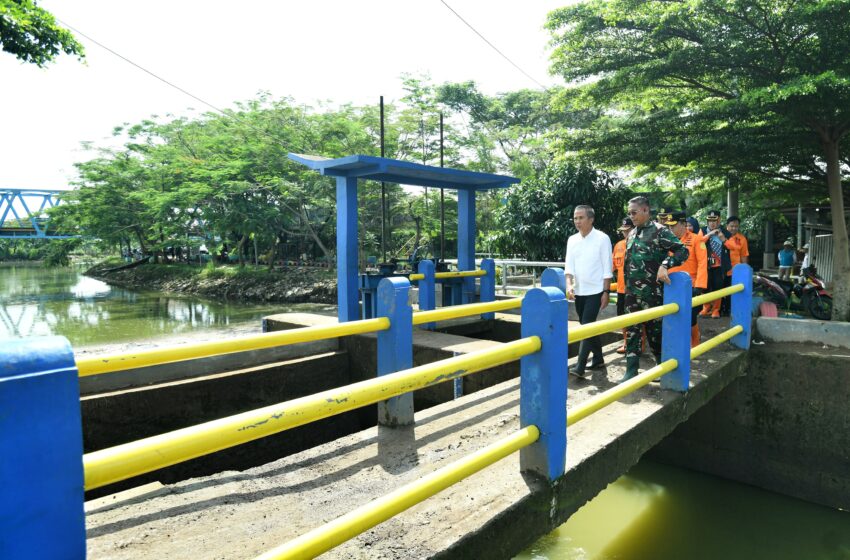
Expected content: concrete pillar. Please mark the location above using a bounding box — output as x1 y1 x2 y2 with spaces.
520 287 568 480
0 336 85 559
418 259 436 330
731 264 753 350
480 258 496 319
376 277 413 426
661 272 692 392
336 176 359 322
457 188 476 304
727 185 739 217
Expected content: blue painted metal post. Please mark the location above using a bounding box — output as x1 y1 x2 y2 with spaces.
730 264 753 349
337 176 359 322
376 277 414 426
0 336 85 559
661 272 692 392
418 259 436 330
520 287 568 480
540 267 566 294
480 258 496 320
457 188 476 304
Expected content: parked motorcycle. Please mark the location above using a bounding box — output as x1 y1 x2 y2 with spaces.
753 266 833 320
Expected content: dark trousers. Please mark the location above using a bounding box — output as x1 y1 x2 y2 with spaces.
575 292 603 369
721 274 732 315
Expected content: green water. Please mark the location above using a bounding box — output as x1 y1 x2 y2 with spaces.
518 460 850 560
0 265 333 347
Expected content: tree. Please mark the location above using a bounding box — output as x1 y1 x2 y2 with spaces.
548 0 850 319
0 0 83 66
495 161 630 261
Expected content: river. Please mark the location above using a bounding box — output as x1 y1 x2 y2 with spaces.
0 264 333 349
517 459 850 560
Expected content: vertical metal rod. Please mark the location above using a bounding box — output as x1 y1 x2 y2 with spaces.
380 96 387 263
440 113 445 263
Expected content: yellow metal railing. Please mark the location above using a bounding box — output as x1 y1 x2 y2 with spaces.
83 336 540 490
692 284 743 307
409 269 487 282
256 426 539 560
412 297 522 325
568 303 679 344
76 318 390 377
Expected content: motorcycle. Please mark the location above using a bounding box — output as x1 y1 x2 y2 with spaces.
753 266 833 320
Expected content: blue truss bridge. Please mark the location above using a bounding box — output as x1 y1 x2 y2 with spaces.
0 189 75 239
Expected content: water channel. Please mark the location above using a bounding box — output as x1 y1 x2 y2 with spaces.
0 264 332 348
3 265 849 558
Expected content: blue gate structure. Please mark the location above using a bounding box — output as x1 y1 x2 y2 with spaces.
288 154 519 322
0 188 73 239
0 261 753 559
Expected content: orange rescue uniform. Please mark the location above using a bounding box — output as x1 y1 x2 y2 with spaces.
669 229 707 289
724 233 750 276
612 239 627 294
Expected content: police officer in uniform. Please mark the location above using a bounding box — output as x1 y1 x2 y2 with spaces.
622 197 689 382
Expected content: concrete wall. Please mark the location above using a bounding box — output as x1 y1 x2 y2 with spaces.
649 342 850 510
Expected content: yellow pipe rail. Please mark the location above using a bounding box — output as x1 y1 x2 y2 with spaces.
255 425 539 560
75 318 390 377
692 283 743 308
691 325 743 359
567 359 678 426
83 336 541 490
409 269 487 282
567 324 745 427
412 298 522 325
568 303 679 344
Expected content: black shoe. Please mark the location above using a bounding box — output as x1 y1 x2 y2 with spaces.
569 365 588 378
587 361 606 370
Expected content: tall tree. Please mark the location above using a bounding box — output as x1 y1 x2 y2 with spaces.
0 0 83 66
548 0 850 319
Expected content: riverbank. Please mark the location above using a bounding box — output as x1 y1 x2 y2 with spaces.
86 261 337 305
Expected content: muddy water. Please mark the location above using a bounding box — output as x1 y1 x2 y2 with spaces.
0 265 333 348
517 460 850 560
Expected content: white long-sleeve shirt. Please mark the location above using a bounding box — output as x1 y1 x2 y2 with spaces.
564 227 613 296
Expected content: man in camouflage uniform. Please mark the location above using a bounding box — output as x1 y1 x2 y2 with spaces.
622 196 689 382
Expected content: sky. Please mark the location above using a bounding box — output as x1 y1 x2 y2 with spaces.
2 1 568 190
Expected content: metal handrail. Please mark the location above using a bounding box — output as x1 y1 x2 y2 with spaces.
75 317 391 377
692 284 743 307
412 298 522 325
83 337 541 490
256 426 540 560
409 269 487 281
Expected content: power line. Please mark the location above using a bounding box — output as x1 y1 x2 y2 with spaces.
438 0 550 91
56 19 287 145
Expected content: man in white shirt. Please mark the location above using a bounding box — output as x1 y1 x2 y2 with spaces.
565 205 613 377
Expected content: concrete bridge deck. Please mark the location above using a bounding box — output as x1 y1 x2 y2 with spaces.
85 320 747 559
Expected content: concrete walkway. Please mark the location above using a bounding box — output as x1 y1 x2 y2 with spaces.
85 319 746 559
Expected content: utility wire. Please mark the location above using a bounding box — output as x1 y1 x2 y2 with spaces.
56 19 287 146
438 0 550 91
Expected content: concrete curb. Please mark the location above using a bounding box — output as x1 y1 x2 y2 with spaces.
756 317 850 350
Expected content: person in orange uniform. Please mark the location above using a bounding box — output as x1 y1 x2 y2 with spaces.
612 217 634 353
721 215 749 315
660 210 708 347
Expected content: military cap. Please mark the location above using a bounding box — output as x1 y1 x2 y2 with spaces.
706 210 722 220
619 217 634 230
656 208 672 224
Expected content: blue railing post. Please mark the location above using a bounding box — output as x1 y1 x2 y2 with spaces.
661 272 692 392
377 277 414 426
480 258 496 320
540 267 566 294
418 259 436 330
520 287 568 480
0 336 85 559
730 264 753 349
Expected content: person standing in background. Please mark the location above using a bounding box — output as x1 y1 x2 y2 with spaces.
777 240 796 281
700 210 731 318
722 215 749 315
612 217 634 353
565 205 613 377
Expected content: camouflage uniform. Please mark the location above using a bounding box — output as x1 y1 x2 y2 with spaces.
623 221 689 378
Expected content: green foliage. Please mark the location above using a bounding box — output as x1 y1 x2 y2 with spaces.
0 0 84 66
494 161 630 261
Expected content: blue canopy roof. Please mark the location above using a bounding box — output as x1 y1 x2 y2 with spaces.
288 153 518 191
